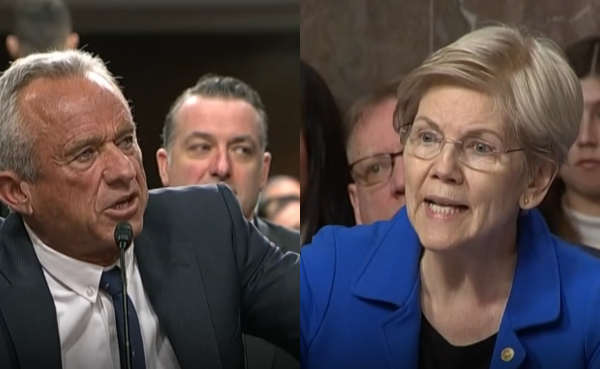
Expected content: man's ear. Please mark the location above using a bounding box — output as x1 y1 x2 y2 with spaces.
520 160 557 210
0 171 34 215
156 148 171 187
347 183 363 225
6 35 20 60
259 152 272 191
66 33 79 49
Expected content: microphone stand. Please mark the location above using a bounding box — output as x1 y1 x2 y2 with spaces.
118 240 132 369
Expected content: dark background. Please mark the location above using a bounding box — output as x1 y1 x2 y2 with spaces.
301 0 600 111
0 0 299 189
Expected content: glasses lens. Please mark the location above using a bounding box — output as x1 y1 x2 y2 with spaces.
353 155 393 186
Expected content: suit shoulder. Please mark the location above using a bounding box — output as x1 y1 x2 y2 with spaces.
257 218 300 253
300 221 392 346
301 221 391 275
554 238 600 282
147 184 231 214
145 184 237 231
148 184 222 202
552 238 600 352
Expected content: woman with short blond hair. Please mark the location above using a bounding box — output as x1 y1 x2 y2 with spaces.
301 25 600 369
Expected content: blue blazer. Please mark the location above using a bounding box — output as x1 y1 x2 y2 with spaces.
301 207 600 369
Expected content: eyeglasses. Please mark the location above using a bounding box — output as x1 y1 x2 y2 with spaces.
349 151 404 187
400 123 524 171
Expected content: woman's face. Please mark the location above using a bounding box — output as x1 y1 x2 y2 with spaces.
404 84 553 251
300 132 308 196
560 76 600 199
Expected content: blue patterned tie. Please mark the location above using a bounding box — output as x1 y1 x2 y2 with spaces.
100 267 147 369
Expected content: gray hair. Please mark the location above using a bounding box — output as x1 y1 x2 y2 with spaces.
0 50 120 182
395 25 583 177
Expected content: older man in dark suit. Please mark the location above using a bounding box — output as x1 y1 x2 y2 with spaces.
0 50 298 369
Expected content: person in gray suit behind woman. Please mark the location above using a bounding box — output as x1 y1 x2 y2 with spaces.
0 50 298 369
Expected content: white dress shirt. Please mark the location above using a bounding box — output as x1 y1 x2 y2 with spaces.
25 224 181 369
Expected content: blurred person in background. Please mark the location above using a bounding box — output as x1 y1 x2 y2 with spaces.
300 60 355 244
258 175 300 230
301 25 600 369
6 0 79 60
539 36 600 255
345 79 405 225
156 74 299 369
0 0 79 218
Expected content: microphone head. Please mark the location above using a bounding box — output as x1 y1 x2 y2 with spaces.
114 222 133 249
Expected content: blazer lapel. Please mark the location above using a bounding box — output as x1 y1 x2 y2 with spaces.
490 328 526 369
0 214 62 369
490 210 561 369
352 207 422 369
378 288 421 369
135 225 221 369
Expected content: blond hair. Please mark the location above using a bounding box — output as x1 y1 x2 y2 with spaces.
394 25 582 174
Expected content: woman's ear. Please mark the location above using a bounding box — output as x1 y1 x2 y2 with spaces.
520 160 558 210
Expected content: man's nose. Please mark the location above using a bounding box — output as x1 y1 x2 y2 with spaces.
208 149 232 179
103 146 136 185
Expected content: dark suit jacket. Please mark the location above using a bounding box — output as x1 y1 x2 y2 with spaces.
0 203 10 218
0 184 299 369
244 217 300 369
254 217 300 254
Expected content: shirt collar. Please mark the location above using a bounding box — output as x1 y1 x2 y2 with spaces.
25 222 136 303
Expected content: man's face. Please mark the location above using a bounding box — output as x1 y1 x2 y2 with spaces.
157 96 271 219
261 177 301 230
12 74 148 262
347 97 406 224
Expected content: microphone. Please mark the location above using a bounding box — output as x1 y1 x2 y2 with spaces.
114 222 134 369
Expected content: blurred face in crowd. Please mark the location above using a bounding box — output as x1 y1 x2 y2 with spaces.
0 74 148 265
404 84 553 252
156 96 271 219
6 32 79 60
347 97 405 225
560 76 600 213
261 176 301 229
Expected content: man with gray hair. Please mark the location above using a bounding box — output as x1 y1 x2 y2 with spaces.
6 0 79 59
0 50 299 369
156 75 300 369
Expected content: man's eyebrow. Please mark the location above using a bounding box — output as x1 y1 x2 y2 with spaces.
229 135 257 146
63 135 103 156
183 131 214 144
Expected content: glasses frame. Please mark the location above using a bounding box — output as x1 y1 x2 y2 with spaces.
400 123 524 171
348 150 404 187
